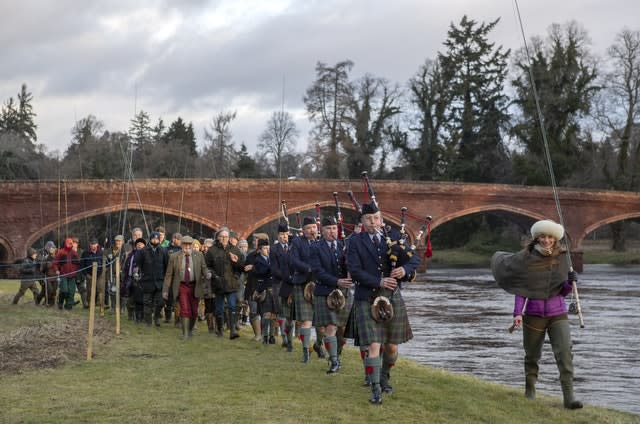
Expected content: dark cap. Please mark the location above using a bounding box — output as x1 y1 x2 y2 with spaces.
302 216 316 227
150 231 161 240
361 201 380 216
89 237 99 245
134 238 146 246
257 239 269 248
321 216 337 226
277 222 289 233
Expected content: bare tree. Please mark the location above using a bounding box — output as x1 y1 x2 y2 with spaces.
593 28 640 250
257 110 298 178
304 60 354 178
202 110 237 178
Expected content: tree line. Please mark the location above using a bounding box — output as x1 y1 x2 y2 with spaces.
1 16 640 248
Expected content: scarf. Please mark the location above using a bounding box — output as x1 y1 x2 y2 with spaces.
491 246 568 299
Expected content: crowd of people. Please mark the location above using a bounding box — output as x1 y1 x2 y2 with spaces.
10 207 582 408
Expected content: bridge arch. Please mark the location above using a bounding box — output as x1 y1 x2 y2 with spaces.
23 204 221 249
578 212 640 248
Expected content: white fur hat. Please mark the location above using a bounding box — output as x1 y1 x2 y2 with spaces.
530 220 564 240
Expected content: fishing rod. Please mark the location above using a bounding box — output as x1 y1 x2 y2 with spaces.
514 0 583 328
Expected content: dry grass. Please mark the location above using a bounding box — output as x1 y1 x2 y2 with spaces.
0 318 114 375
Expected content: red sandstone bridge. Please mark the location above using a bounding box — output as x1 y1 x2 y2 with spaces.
1 179 639 270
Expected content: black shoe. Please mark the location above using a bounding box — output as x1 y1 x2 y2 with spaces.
58 304 63 310
369 384 383 404
326 360 340 374
565 400 583 410
302 348 310 363
268 336 276 345
382 383 393 394
363 374 372 387
73 300 80 306
312 343 326 359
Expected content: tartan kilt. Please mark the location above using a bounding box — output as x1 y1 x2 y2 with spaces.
313 289 354 327
278 295 293 320
292 285 314 321
313 295 336 327
353 291 413 346
271 282 282 315
257 288 277 316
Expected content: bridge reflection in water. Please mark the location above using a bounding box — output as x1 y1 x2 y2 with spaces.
400 265 640 415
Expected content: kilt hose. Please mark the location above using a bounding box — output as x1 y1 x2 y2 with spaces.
353 290 413 346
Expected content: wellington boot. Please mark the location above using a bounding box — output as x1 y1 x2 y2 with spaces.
525 377 536 399
189 318 196 337
80 291 89 309
215 316 224 338
229 312 240 339
251 318 262 341
561 379 583 409
206 313 215 334
181 317 190 340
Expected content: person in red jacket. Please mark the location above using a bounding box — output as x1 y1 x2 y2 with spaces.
52 237 81 310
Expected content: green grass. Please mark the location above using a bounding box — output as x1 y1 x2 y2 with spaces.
1 280 638 424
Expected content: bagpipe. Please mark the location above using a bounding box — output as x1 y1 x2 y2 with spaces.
325 191 349 311
360 171 432 322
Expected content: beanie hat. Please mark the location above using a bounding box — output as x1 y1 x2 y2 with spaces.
530 220 564 240
44 241 56 250
150 231 161 240
302 216 316 227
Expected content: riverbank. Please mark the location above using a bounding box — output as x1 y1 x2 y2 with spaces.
429 240 640 268
1 281 638 423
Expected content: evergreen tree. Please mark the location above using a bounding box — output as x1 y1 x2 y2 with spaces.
234 143 259 178
164 117 197 156
439 16 511 182
511 21 599 185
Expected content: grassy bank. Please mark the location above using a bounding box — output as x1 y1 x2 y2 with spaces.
0 281 638 424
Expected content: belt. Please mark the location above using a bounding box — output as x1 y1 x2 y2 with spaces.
180 281 196 285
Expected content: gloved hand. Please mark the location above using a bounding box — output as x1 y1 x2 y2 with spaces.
206 271 212 280
133 272 140 281
568 270 578 282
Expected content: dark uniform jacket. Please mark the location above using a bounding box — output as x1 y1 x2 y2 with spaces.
270 242 292 298
289 236 316 285
135 244 169 292
309 239 346 296
254 254 273 292
347 231 420 301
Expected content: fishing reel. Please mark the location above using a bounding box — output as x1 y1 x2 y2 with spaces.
568 301 579 315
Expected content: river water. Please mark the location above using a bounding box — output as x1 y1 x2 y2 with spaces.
399 265 640 415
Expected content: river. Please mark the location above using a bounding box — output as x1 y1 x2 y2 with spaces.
399 264 640 415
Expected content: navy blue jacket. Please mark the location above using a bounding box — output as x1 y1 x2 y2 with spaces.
254 254 273 292
309 239 346 296
289 236 316 285
347 231 420 301
270 242 292 297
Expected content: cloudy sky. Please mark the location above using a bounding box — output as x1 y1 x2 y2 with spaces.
2 0 638 157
